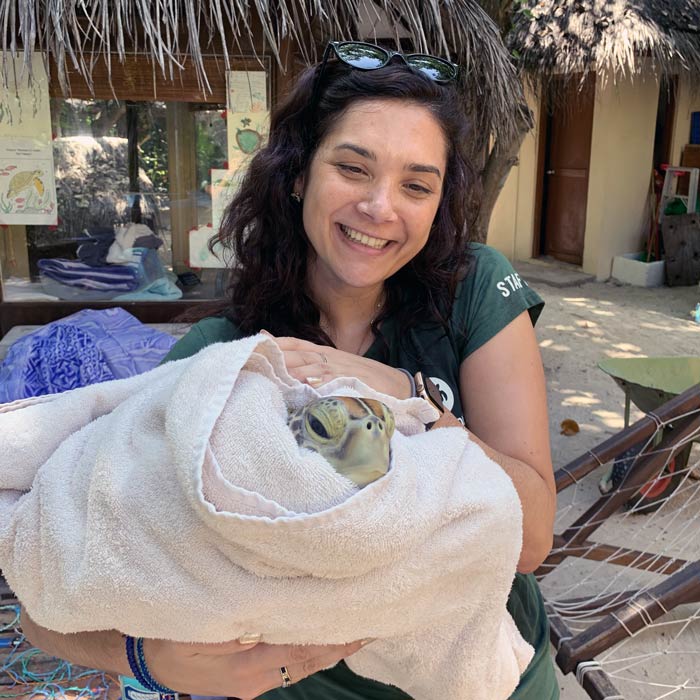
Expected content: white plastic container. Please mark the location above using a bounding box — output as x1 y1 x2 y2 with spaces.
611 252 665 287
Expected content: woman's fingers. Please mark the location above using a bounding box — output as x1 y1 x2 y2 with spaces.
253 639 364 667
144 638 365 698
249 641 366 695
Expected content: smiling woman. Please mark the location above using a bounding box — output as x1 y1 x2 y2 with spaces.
21 41 559 700
298 100 447 311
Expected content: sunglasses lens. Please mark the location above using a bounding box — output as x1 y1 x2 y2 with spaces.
407 55 457 82
335 43 389 69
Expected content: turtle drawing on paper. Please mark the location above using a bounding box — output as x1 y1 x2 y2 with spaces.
235 117 263 154
6 169 44 199
288 397 395 487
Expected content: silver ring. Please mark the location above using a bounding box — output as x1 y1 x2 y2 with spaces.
319 352 328 364
280 665 293 688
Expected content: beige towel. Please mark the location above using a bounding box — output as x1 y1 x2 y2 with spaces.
0 334 533 700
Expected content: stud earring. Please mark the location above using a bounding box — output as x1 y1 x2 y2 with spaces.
290 192 302 203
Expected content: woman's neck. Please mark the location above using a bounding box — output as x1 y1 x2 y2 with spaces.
308 273 384 355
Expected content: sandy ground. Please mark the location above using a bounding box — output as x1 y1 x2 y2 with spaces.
527 276 700 700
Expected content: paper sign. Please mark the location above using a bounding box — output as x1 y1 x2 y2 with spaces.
211 168 247 231
188 224 229 269
227 71 268 113
226 110 269 169
0 53 57 225
0 139 57 225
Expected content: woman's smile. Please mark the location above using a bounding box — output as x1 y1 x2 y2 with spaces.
338 223 391 251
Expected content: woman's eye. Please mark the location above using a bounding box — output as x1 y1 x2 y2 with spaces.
337 164 365 176
406 183 432 195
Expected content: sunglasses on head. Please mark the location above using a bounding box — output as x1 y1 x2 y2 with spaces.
321 41 459 84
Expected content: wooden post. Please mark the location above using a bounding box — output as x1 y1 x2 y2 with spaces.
166 102 198 271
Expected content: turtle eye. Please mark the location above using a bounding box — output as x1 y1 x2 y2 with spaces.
307 414 330 440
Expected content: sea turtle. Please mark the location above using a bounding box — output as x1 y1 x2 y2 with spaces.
6 170 44 199
288 396 395 487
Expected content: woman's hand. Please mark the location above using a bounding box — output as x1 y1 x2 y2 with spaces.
20 608 365 700
145 636 366 698
266 334 412 399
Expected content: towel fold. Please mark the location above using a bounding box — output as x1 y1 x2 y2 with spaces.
0 335 533 700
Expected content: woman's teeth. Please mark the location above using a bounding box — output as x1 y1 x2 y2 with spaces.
340 225 389 250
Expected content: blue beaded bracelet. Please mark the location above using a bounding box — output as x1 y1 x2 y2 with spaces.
135 636 177 695
124 635 150 690
124 635 177 696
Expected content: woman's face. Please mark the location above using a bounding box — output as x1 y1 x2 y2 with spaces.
299 98 448 295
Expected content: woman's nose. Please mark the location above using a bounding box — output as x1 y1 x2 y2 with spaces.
357 184 398 222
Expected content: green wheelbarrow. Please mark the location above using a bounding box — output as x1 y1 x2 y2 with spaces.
597 356 700 512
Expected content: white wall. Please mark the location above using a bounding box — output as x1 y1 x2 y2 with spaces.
487 88 541 260
583 68 660 279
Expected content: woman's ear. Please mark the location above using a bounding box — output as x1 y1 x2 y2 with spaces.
293 175 305 196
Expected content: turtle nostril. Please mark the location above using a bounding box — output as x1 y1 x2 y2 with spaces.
366 421 373 430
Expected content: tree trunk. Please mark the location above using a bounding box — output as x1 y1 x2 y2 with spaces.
472 103 533 243
91 102 126 137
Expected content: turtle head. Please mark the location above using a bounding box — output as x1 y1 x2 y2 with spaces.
289 397 395 487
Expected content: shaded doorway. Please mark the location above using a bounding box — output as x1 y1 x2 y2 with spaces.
537 74 596 265
653 75 677 171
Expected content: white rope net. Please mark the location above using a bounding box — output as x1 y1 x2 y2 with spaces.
539 411 700 700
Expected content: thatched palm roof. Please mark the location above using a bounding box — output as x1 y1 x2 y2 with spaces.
509 0 700 80
0 0 524 144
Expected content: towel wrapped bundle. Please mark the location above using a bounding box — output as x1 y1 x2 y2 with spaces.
0 335 532 700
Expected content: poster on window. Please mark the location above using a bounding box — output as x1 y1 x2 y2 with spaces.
210 167 245 231
226 110 270 171
0 53 57 225
188 223 229 269
226 69 270 169
0 138 57 225
227 71 268 113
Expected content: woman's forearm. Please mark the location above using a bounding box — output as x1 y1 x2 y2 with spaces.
20 608 129 676
468 431 555 574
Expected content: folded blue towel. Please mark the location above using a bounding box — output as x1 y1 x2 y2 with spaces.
37 257 140 292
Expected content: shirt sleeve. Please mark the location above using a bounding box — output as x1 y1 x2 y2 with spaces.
160 317 240 363
451 244 544 362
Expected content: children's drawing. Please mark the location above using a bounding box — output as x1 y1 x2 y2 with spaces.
235 117 263 154
188 224 229 269
0 156 57 225
211 168 247 230
227 71 268 113
0 56 56 224
227 111 269 166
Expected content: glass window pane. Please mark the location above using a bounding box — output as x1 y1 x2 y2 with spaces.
2 98 230 302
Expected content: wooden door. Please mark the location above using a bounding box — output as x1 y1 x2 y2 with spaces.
541 74 595 265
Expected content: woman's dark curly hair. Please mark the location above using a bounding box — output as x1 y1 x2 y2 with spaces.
215 57 478 345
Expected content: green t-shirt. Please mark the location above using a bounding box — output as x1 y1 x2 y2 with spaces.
162 243 558 700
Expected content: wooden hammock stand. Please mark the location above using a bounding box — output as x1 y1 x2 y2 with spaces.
537 382 700 700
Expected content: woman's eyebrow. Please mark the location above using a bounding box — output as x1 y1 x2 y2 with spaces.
408 163 442 178
333 143 442 178
333 143 375 159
